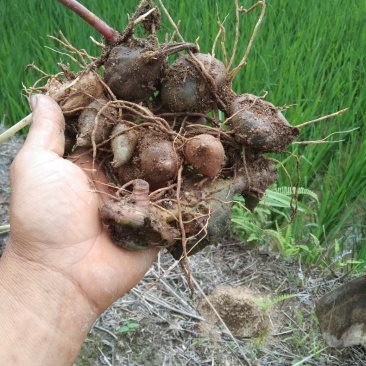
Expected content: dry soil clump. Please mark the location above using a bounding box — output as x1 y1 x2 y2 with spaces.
198 285 269 338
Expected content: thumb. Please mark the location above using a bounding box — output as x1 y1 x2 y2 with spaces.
23 94 65 156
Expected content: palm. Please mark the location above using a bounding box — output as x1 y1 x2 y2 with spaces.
10 149 157 311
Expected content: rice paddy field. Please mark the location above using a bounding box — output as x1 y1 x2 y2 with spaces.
1 0 365 268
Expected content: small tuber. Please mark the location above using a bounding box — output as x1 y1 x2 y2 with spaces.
184 134 226 178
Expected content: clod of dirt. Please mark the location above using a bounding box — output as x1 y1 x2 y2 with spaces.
226 93 300 152
160 53 227 113
198 285 268 338
104 41 198 102
184 134 226 178
100 179 179 250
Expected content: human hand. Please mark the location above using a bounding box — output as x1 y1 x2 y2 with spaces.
7 94 158 310
0 94 158 365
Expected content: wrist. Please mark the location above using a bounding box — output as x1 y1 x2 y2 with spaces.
0 245 98 365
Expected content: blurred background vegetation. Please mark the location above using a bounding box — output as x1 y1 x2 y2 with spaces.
1 0 365 270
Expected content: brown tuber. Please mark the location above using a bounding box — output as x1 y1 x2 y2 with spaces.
101 179 180 250
104 41 198 103
184 134 226 178
160 53 227 113
169 175 248 259
111 123 139 167
139 136 179 186
226 94 300 152
116 133 180 189
46 71 104 115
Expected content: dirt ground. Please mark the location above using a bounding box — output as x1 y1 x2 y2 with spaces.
72 244 366 366
0 126 365 365
0 125 24 254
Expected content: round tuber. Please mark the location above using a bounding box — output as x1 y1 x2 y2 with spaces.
160 53 227 113
184 134 226 178
226 94 300 152
104 41 198 103
116 133 180 189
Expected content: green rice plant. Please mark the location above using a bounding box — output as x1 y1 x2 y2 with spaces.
261 186 318 219
289 149 366 265
228 0 366 264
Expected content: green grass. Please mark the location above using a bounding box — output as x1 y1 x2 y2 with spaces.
1 0 365 266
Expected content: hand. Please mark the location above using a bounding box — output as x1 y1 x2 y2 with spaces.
0 94 158 365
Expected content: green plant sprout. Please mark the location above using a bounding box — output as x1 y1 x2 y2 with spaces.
253 293 297 312
116 318 139 334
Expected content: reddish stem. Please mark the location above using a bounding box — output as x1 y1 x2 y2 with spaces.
56 0 119 43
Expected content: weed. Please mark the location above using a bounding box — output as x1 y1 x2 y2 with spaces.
252 293 297 312
231 186 319 258
191 338 209 347
116 318 139 334
255 326 268 347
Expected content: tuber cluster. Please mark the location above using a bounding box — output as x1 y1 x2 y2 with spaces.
27 0 300 261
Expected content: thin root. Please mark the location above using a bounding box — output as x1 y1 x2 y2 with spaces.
293 128 358 145
295 108 348 128
228 1 266 80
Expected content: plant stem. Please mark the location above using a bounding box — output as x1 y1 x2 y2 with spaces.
0 113 32 143
56 0 119 43
0 224 10 233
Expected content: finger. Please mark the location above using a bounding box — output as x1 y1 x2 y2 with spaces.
23 94 65 156
90 239 160 308
115 246 160 295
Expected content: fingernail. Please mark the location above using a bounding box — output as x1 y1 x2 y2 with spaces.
30 94 39 111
